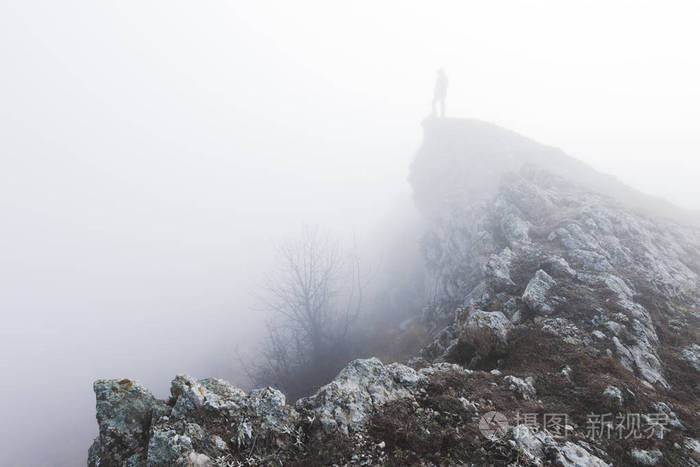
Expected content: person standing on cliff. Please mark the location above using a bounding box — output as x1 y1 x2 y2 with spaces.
432 68 448 118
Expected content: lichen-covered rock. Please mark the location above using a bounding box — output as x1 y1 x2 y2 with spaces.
89 373 304 466
146 422 216 466
169 375 246 418
88 378 166 467
89 359 484 465
541 317 582 340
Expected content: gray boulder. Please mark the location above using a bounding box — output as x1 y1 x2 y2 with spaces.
512 425 610 467
88 378 166 467
504 375 536 401
681 344 700 372
296 358 416 434
630 448 663 465
602 385 623 406
522 269 557 315
462 309 512 349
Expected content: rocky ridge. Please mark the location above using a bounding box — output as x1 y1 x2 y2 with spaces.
89 120 700 466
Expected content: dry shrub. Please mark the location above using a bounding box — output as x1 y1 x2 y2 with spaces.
446 326 503 369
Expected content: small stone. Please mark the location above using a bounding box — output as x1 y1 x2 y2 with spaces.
681 344 700 372
651 401 684 429
684 437 700 456
630 448 662 465
605 321 623 335
602 385 623 406
504 375 536 400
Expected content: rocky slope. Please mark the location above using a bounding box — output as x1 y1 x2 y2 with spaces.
89 119 700 466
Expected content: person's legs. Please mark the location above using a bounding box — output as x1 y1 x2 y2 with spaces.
439 98 446 118
431 98 437 117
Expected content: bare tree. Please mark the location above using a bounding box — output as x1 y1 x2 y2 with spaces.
252 226 363 398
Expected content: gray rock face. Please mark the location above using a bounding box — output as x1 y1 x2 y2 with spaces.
512 425 610 467
407 121 700 465
89 359 470 466
555 441 611 467
88 378 165 466
522 269 557 315
462 309 512 348
90 374 300 466
485 248 517 290
295 358 416 434
418 160 700 387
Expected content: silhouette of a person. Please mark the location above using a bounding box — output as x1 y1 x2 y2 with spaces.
432 68 448 117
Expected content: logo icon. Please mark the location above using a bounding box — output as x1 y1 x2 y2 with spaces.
479 411 509 440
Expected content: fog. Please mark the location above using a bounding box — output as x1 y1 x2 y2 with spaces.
1 1 699 465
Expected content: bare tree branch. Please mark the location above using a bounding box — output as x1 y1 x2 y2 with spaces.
247 225 364 399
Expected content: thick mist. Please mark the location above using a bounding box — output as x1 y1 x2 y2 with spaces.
1 1 699 465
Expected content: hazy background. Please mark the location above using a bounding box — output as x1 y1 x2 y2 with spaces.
1 1 698 465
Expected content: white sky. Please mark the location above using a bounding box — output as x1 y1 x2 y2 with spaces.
1 1 699 465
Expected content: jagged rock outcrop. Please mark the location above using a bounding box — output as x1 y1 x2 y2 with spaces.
88 379 166 466
88 359 470 465
295 358 424 435
90 119 699 466
414 145 699 389
409 119 700 465
91 359 645 466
